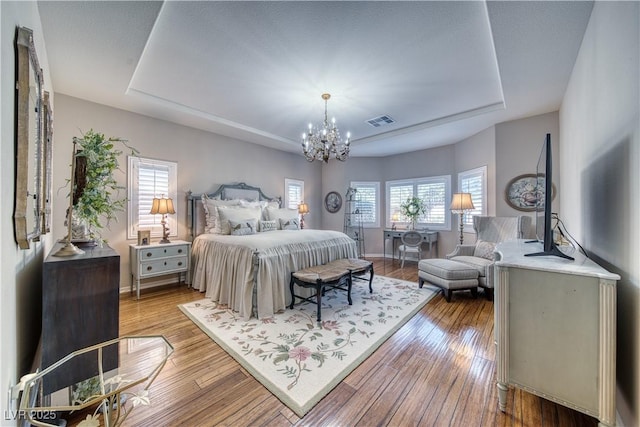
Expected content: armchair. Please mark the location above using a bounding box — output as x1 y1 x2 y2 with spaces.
446 216 531 299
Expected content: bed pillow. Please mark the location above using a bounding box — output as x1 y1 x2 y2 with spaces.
279 218 300 230
266 207 299 228
473 239 497 260
202 195 241 234
229 219 257 236
258 219 278 232
217 206 263 235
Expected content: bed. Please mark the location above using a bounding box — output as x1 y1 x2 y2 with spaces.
187 183 358 318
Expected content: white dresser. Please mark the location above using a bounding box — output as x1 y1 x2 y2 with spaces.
130 240 191 299
494 240 619 427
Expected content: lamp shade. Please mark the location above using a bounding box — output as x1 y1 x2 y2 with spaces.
150 197 175 215
298 202 310 215
450 193 474 213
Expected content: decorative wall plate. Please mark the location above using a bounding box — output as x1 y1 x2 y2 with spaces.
505 173 555 211
324 191 342 213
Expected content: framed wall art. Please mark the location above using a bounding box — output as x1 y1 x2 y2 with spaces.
505 173 555 212
324 191 342 213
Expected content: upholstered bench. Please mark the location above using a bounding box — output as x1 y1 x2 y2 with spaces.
417 258 479 302
289 258 374 321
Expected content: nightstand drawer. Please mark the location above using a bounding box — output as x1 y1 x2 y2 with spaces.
139 244 188 260
140 255 188 277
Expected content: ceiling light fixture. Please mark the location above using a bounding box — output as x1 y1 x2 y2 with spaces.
302 93 351 162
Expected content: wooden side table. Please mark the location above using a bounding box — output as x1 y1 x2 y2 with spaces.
130 240 191 299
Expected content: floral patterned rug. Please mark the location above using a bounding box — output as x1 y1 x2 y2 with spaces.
178 275 438 417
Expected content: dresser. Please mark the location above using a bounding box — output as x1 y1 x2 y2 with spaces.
130 240 191 299
41 243 120 394
494 240 619 426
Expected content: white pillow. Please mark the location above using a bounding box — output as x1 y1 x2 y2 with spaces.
266 207 299 228
229 219 257 236
259 219 278 232
217 206 262 235
473 239 497 260
279 218 300 230
202 195 241 234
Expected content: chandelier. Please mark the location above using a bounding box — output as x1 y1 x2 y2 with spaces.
302 93 351 162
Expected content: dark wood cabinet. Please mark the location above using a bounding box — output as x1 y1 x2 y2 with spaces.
41 243 120 394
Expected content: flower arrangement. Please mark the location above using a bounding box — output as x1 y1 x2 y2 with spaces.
400 196 426 228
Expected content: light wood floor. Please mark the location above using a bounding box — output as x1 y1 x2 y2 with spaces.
109 258 597 426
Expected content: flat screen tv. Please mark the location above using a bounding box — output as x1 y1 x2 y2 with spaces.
525 133 574 260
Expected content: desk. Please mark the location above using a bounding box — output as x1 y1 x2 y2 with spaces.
383 229 438 260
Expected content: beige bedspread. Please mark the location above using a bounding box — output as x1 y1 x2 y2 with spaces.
190 229 358 318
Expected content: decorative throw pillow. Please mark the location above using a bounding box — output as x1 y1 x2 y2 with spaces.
229 219 257 236
279 218 300 230
259 219 278 232
266 207 299 227
202 194 240 234
473 239 497 260
217 206 262 235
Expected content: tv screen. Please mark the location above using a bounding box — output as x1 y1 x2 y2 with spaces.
526 133 573 260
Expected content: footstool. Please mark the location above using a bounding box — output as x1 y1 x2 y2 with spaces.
418 258 479 302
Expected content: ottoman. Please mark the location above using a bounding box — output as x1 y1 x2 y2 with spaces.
418 258 479 302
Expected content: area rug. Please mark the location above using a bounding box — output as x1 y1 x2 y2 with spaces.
178 275 438 417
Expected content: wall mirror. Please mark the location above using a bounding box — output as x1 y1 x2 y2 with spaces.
42 91 53 234
14 26 43 249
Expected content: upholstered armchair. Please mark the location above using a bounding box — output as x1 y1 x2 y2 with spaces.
446 216 531 300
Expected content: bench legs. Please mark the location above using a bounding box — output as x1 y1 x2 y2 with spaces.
289 274 354 322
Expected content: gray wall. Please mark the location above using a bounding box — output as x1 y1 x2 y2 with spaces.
559 2 639 425
496 111 560 226
52 94 323 291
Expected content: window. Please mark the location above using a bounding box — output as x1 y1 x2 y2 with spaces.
458 166 487 230
350 181 380 228
386 175 451 230
284 178 304 209
127 157 178 240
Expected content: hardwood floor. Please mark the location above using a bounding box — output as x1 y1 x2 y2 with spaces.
112 258 597 426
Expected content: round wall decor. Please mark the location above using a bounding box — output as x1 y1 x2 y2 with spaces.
324 191 342 213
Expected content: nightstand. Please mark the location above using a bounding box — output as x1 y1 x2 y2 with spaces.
130 240 191 299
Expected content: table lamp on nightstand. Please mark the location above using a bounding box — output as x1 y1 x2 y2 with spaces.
298 201 310 229
150 195 175 243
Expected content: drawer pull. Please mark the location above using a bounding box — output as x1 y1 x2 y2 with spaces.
178 262 183 266
146 252 152 257
147 266 153 271
164 249 167 253
178 249 183 253
164 262 167 266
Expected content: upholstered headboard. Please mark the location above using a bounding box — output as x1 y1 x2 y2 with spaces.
187 182 281 240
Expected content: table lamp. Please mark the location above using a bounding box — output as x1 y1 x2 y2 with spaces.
450 193 474 245
391 211 400 230
298 201 310 229
150 195 175 243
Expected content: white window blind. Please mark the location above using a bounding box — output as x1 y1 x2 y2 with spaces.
386 175 451 230
127 157 177 240
350 181 380 227
458 166 487 228
284 178 304 210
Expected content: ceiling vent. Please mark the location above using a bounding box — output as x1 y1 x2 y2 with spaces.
366 115 395 127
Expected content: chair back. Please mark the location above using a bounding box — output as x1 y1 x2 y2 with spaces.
401 230 422 247
473 216 532 243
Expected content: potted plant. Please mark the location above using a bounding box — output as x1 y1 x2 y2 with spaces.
70 129 138 244
400 196 426 230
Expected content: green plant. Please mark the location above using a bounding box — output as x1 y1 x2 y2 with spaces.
73 129 138 241
400 196 426 224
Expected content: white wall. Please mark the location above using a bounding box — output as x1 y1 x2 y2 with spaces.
1 2 55 424
559 2 639 426
52 94 323 291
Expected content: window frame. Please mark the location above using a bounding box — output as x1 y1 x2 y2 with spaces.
127 156 178 240
458 166 487 232
284 178 304 210
386 175 451 231
349 181 380 228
